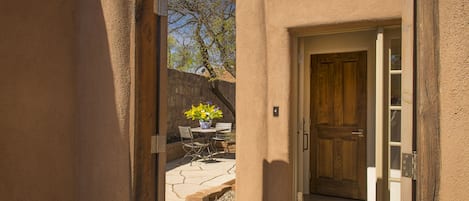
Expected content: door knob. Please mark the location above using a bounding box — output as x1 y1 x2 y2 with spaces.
352 129 364 137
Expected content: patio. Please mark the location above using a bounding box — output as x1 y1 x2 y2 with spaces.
166 154 236 201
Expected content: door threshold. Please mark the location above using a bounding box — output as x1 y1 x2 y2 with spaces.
304 194 363 201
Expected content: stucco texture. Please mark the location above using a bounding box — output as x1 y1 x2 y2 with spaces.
0 0 132 201
0 1 76 200
75 0 131 200
438 0 469 200
236 0 401 200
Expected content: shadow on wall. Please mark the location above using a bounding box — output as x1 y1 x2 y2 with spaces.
263 160 292 201
0 0 132 200
0 1 77 200
76 0 131 200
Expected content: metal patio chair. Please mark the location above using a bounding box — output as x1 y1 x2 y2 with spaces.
178 126 210 164
211 123 235 153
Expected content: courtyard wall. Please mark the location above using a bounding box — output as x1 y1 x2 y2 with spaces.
167 69 235 141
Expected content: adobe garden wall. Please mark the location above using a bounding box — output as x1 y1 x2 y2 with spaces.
167 69 235 141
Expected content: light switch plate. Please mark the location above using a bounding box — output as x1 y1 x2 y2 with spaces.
273 106 279 117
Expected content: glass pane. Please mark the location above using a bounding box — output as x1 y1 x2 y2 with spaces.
391 74 402 106
390 146 401 170
390 181 401 201
391 39 401 70
391 110 401 142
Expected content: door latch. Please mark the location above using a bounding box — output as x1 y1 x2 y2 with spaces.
151 135 166 154
351 129 365 137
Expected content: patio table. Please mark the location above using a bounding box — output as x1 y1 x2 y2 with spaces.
190 127 229 159
190 127 229 133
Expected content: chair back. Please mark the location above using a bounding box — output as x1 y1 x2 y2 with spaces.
215 122 232 133
178 126 193 140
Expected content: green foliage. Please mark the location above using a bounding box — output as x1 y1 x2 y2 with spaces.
169 0 236 120
168 0 236 77
184 102 223 121
168 35 198 71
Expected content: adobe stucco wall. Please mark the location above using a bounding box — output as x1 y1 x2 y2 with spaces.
438 0 469 200
0 1 133 201
0 0 76 200
236 1 401 200
75 0 132 200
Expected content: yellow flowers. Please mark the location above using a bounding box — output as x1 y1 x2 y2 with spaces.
184 102 223 121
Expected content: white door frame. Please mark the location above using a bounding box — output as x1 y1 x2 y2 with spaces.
293 28 379 200
290 19 413 201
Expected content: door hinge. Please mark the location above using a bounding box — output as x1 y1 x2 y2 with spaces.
151 135 166 154
153 0 168 16
402 151 417 180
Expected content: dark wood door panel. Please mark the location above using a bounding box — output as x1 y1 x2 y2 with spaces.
310 51 367 200
134 1 167 201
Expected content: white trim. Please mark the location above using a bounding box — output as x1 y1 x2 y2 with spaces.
375 27 385 201
292 24 408 200
298 37 306 194
400 1 414 200
299 30 379 199
368 167 377 201
292 35 300 201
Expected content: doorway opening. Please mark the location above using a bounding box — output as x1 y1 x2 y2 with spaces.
291 21 413 201
132 1 236 200
294 29 378 201
164 0 237 200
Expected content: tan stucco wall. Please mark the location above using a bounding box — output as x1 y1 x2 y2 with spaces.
236 1 268 201
0 1 77 200
0 1 132 201
438 0 469 199
75 0 132 200
236 0 401 200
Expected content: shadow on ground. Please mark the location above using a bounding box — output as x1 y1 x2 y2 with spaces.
166 153 236 171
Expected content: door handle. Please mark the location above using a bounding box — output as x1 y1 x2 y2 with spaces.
303 132 309 151
352 129 365 137
302 119 309 151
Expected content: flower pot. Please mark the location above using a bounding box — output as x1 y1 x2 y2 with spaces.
199 120 212 129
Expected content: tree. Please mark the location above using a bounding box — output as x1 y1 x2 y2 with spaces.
168 35 197 72
168 0 236 119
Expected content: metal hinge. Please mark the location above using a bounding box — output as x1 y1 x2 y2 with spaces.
151 135 166 154
153 0 168 16
402 151 417 180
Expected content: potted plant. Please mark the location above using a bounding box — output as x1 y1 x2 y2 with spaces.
184 102 223 129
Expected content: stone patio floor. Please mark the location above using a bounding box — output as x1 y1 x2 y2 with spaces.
165 154 236 201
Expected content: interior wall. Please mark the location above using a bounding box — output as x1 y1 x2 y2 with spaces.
0 1 77 200
300 30 377 195
438 0 469 199
75 0 132 200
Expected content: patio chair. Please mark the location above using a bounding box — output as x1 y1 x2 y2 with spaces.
179 126 210 164
212 123 235 153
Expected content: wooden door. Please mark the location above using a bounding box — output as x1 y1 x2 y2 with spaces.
310 51 367 200
133 0 167 201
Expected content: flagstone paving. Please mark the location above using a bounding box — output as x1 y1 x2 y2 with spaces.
166 154 236 201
